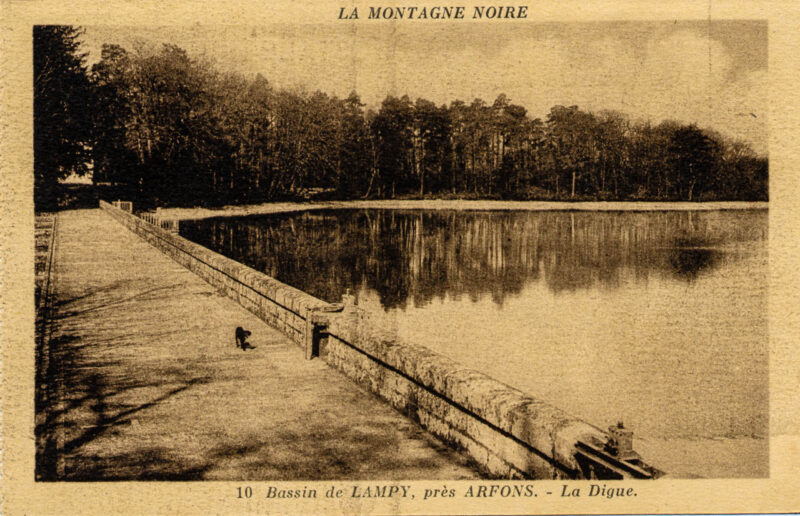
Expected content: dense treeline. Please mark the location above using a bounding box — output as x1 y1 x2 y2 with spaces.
35 27 768 209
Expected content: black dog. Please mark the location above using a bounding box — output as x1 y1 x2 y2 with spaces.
235 326 253 351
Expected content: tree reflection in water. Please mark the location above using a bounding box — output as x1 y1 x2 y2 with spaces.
180 209 767 309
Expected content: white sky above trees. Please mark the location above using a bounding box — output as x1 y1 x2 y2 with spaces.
80 21 767 154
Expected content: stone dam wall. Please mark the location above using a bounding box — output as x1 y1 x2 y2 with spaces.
99 200 652 479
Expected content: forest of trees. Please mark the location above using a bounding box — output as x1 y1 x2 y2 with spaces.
35 26 768 210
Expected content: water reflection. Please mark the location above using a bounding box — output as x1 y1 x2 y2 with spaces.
180 209 767 308
181 209 768 477
668 245 718 279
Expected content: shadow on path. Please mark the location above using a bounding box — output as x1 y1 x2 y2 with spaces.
36 320 211 481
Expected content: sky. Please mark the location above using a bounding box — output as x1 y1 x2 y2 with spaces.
80 20 767 153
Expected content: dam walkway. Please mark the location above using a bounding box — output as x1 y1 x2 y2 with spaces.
36 208 480 480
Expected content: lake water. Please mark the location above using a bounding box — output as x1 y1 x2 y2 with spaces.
181 209 768 478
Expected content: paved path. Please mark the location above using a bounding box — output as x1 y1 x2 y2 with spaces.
37 208 480 481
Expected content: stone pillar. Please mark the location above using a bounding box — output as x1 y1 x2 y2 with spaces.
304 309 327 360
341 289 356 310
304 301 345 359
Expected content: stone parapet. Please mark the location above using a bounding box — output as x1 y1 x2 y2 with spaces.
324 305 607 479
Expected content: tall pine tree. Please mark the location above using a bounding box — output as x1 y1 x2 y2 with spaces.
33 25 92 210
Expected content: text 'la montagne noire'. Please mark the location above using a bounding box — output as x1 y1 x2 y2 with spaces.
338 5 529 20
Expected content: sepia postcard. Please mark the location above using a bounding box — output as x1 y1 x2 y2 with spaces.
1 0 799 514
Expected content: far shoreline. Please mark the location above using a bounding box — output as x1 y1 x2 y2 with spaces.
147 199 770 221
154 199 769 221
